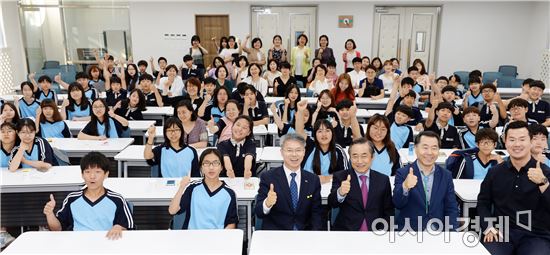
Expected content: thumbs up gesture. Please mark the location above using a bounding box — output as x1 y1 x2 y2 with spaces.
43 194 56 216
528 161 547 185
403 167 418 190
339 175 351 196
265 183 277 208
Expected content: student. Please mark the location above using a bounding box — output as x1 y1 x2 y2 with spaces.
254 133 323 230
29 74 57 103
425 85 462 126
113 89 147 121
9 118 56 171
217 116 256 178
15 81 40 119
201 86 230 123
504 78 533 107
243 63 268 97
361 56 370 71
196 78 219 121
478 121 550 254
230 82 266 105
183 77 204 112
333 99 363 147
296 101 349 184
308 64 331 97
290 34 311 86
206 99 241 142
263 59 281 89
328 138 394 231
144 117 200 177
271 100 313 138
342 39 361 73
407 66 423 94
315 35 335 65
267 35 287 64
447 75 463 98
459 107 484 149
242 85 269 126
311 90 339 126
371 57 383 75
277 84 301 124
0 102 20 125
529 124 550 166
125 63 139 91
326 60 338 85
331 73 355 105
378 60 399 91
472 83 507 128
358 65 384 99
234 55 249 83
174 100 208 149
181 55 203 82
168 149 238 229
206 56 224 79
158 64 185 105
386 88 423 128
424 97 462 149
273 62 297 97
393 131 459 231
452 128 503 179
212 36 228 54
139 74 164 107
137 60 149 77
43 151 134 238
189 35 208 72
389 105 414 149
215 65 235 92
104 67 128 107
57 72 98 100
219 35 240 79
36 99 70 138
502 98 539 136
87 65 105 93
242 35 267 67
390 58 402 75
1 122 18 168
78 99 129 140
365 114 402 176
151 56 168 79
347 57 366 89
60 83 91 121
462 76 484 107
526 80 550 126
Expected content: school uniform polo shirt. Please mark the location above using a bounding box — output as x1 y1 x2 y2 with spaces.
18 98 40 119
426 122 461 149
390 122 413 149
39 120 71 138
35 90 57 103
147 144 200 177
247 101 269 122
527 99 550 124
334 123 365 148
217 138 256 177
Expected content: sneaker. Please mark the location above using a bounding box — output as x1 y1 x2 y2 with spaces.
0 231 15 248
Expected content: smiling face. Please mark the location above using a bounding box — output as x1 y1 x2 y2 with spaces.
280 139 306 171
166 67 177 77
225 102 239 121
529 86 543 100
436 108 452 122
477 139 496 156
414 135 439 168
288 88 299 102
2 105 16 120
273 36 281 46
186 84 198 97
338 79 349 91
345 41 353 50
253 40 261 49
394 111 411 125
22 84 33 98
165 123 182 145
315 66 326 79
92 100 106 118
1 125 16 144
463 112 480 128
217 67 227 79
349 143 373 173
217 89 228 105
82 167 108 190
482 88 495 101
368 120 387 143
127 65 136 76
42 106 54 120
319 93 332 107
40 81 51 91
232 118 251 141
18 125 35 144
250 65 260 77
177 106 192 122
509 105 527 121
531 134 549 155
201 153 223 180
319 37 328 47
129 91 140 107
315 123 332 147
505 127 531 160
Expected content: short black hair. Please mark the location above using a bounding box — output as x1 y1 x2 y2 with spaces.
174 99 198 121
139 73 154 82
137 60 148 67
522 78 534 86
401 77 415 87
199 148 225 170
469 76 481 84
441 85 457 95
404 90 417 98
469 70 482 79
280 62 291 70
407 66 418 74
111 76 121 84
435 102 455 113
396 105 414 119
327 60 337 68
203 77 216 85
529 80 546 90
449 74 461 83
528 123 549 138
436 76 449 83
158 57 167 63
75 72 89 80
20 81 34 92
345 39 357 49
475 128 498 143
191 35 201 43
352 57 362 64
251 37 263 48
80 151 110 173
414 131 441 148
336 99 353 111
507 98 529 111
37 75 52 83
183 55 193 62
480 83 497 93
504 121 532 140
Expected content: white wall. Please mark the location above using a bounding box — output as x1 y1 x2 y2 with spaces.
1 1 27 87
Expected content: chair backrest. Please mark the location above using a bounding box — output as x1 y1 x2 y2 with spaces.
498 65 518 77
511 78 525 88
482 72 502 84
330 207 340 228
453 71 470 87
150 165 160 177
43 61 60 69
169 211 186 230
497 76 514 88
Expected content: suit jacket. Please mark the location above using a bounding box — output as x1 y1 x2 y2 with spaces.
328 169 394 231
254 166 323 230
392 162 459 231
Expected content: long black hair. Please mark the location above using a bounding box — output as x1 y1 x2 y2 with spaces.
67 82 90 112
163 117 186 148
0 102 20 125
123 89 147 111
311 119 337 175
125 63 139 90
89 98 113 137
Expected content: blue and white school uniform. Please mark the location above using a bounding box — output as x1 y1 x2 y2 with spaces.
390 122 413 149
38 120 71 138
467 92 484 107
277 103 296 123
370 146 402 176
177 180 238 229
84 86 98 100
1 146 12 167
9 137 57 169
81 117 127 138
55 188 134 231
147 144 200 177
302 138 349 176
34 90 57 103
205 105 225 123
459 128 477 149
217 138 256 177
18 98 40 119
66 103 91 120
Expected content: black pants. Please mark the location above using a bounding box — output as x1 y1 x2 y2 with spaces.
483 228 550 255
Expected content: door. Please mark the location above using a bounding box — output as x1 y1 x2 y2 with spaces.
195 15 229 69
373 6 440 73
251 6 316 58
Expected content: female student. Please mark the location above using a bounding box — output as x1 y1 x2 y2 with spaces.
215 65 235 92
234 56 249 83
29 74 57 103
168 148 238 230
331 73 355 105
242 85 269 126
379 60 399 91
15 81 40 119
359 65 385 100
263 59 281 89
157 65 185 104
311 90 339 127
365 114 401 176
308 64 332 97
104 66 128 107
206 57 225 79
271 100 313 138
412 58 430 91
212 36 228 54
290 34 311 86
273 62 297 97
268 35 287 64
315 35 335 65
36 99 70 138
189 35 208 71
0 102 20 125
113 89 147 120
295 100 348 184
60 83 91 121
217 116 256 178
219 36 240 78
243 63 268 97
201 86 230 123
242 35 266 67
9 118 57 171
125 63 139 91
77 99 129 140
306 58 322 84
184 77 204 112
206 99 240 142
342 39 361 73
1 122 18 167
144 118 200 177
174 100 208 149
88 65 105 92
277 84 301 124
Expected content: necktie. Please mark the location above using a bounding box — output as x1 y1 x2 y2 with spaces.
360 175 369 231
290 173 298 210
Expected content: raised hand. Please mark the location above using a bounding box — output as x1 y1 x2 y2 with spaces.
403 167 418 190
528 161 546 185
43 194 56 216
147 125 156 138
265 183 277 208
339 175 351 196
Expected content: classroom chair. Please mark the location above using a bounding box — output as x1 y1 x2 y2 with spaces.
60 65 77 84
329 207 340 230
510 78 525 88
482 71 502 84
498 65 518 78
169 211 186 230
453 71 469 87
42 60 60 69
497 75 514 88
150 165 160 177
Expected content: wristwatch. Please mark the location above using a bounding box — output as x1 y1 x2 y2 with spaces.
538 177 549 186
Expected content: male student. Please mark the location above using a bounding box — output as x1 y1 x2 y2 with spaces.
43 152 134 239
526 80 550 127
425 85 462 126
393 131 459 231
472 83 507 128
451 128 503 179
459 106 498 149
254 133 323 230
463 76 484 107
424 93 461 149
389 105 415 149
478 121 550 254
328 137 394 231
181 55 204 82
347 57 366 89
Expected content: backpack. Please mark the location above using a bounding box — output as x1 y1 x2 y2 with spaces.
445 147 479 179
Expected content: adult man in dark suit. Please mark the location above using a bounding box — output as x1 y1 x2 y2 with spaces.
393 131 459 231
254 133 323 230
328 137 394 231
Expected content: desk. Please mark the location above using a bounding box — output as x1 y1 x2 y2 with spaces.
48 138 134 158
249 230 489 254
368 109 428 119
3 230 243 254
0 166 83 193
65 120 155 137
454 179 482 218
398 148 509 167
142 107 174 125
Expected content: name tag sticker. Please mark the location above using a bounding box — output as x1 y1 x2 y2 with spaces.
446 138 454 141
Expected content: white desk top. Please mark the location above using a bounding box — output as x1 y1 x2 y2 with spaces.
453 179 482 203
48 138 134 153
115 145 263 162
142 106 174 116
249 230 489 254
0 166 83 193
398 148 509 165
145 124 269 139
368 109 428 119
65 120 155 132
3 230 243 254
258 146 282 163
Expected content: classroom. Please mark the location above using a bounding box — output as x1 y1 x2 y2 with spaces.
1 0 550 254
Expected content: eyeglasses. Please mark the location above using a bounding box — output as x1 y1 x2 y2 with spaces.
202 161 221 167
481 90 494 94
478 141 495 147
166 129 181 134
283 148 305 154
